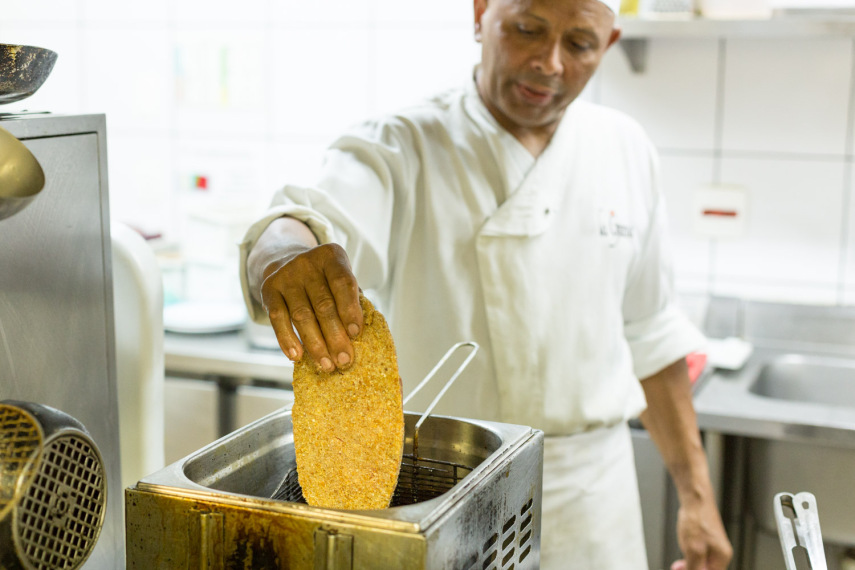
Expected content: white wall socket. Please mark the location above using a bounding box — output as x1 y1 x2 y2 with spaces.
693 184 748 238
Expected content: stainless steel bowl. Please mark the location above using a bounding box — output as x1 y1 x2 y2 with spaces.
0 44 58 105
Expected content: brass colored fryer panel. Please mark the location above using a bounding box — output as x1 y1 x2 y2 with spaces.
125 488 426 569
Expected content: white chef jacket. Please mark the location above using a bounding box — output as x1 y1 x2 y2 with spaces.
239 79 705 436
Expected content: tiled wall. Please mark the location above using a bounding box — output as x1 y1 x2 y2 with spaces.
594 35 855 307
3 1 854 307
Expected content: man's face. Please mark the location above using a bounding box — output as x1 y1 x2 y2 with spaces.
474 0 619 138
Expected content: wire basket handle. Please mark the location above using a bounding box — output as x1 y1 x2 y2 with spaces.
403 341 479 435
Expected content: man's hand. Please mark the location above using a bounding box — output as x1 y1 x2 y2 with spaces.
639 358 734 570
247 217 362 371
669 492 733 570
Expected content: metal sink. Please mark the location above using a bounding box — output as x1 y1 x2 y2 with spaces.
696 346 855 548
749 354 855 407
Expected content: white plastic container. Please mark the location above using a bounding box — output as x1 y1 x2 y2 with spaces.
639 0 695 18
700 0 772 18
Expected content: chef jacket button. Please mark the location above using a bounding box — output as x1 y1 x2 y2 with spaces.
544 208 550 215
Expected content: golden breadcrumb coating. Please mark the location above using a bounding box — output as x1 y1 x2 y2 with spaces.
291 294 404 510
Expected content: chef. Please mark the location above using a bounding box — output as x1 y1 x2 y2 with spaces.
239 0 733 567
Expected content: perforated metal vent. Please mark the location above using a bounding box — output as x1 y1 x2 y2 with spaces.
466 497 535 570
14 432 106 570
0 405 42 521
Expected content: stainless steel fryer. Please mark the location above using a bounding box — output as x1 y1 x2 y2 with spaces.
126 344 544 569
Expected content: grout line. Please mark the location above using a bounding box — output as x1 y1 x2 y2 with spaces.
840 161 852 305
716 150 849 162
167 13 181 244
77 0 87 114
2 19 471 29
837 38 855 304
659 148 852 162
657 148 854 162
366 2 378 115
712 38 727 186
707 239 717 296
263 0 277 194
706 38 729 297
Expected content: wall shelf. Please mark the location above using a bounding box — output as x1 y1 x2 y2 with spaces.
618 13 855 72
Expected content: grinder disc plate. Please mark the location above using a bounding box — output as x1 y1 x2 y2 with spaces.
0 404 42 522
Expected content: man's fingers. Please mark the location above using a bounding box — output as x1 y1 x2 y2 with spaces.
258 242 360 370
707 544 733 570
305 282 354 370
262 290 303 362
325 262 362 339
682 542 708 570
287 287 336 372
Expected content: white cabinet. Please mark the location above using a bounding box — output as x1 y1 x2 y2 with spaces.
164 377 293 464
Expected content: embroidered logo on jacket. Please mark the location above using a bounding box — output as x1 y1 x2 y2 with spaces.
598 209 634 247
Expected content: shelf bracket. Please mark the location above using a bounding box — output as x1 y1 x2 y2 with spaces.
619 38 648 74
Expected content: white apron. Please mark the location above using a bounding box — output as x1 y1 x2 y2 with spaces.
541 423 647 569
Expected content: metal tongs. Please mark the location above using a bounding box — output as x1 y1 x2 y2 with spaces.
403 341 479 460
774 491 828 570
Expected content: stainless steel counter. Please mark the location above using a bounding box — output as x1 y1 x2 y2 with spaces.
165 329 293 384
164 328 293 435
692 297 855 448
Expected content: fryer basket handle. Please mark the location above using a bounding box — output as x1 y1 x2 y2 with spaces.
403 341 479 434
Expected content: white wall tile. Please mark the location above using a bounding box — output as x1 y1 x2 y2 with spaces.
80 0 170 22
658 153 717 294
722 38 852 156
373 0 472 25
372 26 479 114
2 0 80 23
170 137 270 266
712 280 839 306
599 38 719 151
844 162 855 299
0 26 83 115
271 0 372 25
264 139 331 193
173 136 269 206
173 28 270 136
107 133 174 238
79 27 173 131
170 0 269 25
711 157 846 303
271 27 372 138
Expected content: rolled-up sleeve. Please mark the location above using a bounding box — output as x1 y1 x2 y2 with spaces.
622 152 706 380
238 119 416 325
238 199 339 324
